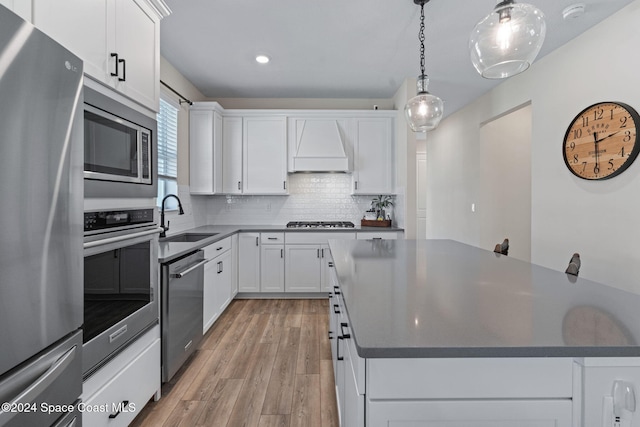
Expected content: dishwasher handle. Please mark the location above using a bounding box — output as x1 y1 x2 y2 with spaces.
171 258 207 278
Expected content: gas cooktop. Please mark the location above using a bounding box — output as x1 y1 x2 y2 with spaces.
286 221 355 229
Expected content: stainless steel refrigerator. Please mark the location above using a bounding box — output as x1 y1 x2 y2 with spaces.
0 5 84 427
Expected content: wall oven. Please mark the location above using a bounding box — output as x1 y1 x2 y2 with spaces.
84 86 157 199
82 207 162 377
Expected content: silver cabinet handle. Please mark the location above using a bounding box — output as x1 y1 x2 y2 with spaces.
321 248 325 258
268 237 278 240
171 259 207 278
0 346 77 426
217 260 223 274
256 236 259 246
238 181 241 190
317 248 320 258
355 181 358 190
281 249 284 258
283 181 287 190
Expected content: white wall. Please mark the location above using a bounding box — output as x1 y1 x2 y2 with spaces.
160 57 208 233
426 0 640 293
478 104 532 262
392 78 416 235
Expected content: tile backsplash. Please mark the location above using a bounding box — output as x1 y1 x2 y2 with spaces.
191 173 396 226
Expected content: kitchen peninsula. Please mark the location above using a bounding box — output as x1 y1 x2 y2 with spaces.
328 239 640 426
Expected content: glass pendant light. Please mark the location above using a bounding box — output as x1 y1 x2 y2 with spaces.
404 0 444 132
469 0 546 79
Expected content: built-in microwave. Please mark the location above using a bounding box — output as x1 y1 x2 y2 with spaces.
84 86 157 198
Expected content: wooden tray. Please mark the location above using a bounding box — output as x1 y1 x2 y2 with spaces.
360 219 392 228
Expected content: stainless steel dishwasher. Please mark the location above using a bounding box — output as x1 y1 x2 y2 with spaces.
161 250 205 382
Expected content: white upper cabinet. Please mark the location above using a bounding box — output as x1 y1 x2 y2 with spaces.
0 0 32 22
243 116 288 195
221 116 243 194
189 107 223 194
33 0 168 112
112 0 161 110
33 0 109 80
352 117 394 195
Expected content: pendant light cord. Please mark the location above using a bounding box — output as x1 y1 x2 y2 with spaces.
419 2 426 78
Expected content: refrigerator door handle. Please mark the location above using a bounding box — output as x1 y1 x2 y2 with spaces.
0 345 77 425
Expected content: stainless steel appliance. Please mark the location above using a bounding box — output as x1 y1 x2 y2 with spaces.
83 208 161 377
0 5 84 426
83 85 157 198
161 251 205 382
286 221 356 229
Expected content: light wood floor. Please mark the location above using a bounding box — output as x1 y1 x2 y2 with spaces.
131 299 339 427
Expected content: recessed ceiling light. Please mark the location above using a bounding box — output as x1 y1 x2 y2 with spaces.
563 4 586 20
255 55 270 64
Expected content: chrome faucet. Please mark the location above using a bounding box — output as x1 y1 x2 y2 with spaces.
160 194 184 238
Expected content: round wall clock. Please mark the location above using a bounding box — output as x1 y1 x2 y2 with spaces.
563 102 640 180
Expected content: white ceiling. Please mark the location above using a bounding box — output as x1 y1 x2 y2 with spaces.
160 0 634 116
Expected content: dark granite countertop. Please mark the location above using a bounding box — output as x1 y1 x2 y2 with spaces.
328 239 640 359
158 224 403 263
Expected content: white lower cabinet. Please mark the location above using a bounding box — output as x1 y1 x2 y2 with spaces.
82 325 160 427
260 244 285 292
238 232 260 292
330 277 575 427
285 232 355 293
578 358 640 427
366 400 572 427
203 237 232 334
231 233 239 296
285 244 322 292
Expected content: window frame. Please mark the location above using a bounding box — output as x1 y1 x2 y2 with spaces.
156 92 180 210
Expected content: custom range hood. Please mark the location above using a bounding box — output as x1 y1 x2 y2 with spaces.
289 118 350 172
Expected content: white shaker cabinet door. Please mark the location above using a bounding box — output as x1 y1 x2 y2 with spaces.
190 109 223 194
0 0 31 22
113 0 161 110
243 116 287 194
33 0 110 81
214 250 233 315
285 245 322 292
260 244 285 292
238 233 260 292
352 117 394 195
222 116 243 194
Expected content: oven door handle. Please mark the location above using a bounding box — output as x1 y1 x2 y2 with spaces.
83 227 163 249
171 259 207 279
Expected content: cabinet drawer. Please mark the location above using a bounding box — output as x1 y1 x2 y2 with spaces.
203 236 232 258
82 336 160 427
356 231 399 240
285 231 356 245
261 232 285 244
366 399 572 427
367 357 574 399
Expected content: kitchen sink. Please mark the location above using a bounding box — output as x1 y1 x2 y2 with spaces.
160 232 218 243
